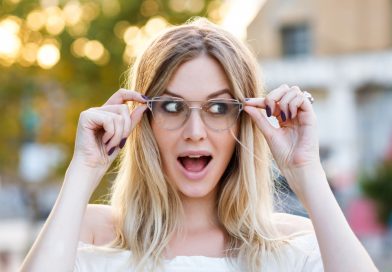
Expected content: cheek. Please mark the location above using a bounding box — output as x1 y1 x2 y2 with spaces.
223 137 237 160
222 127 239 159
224 125 239 148
214 131 237 163
151 122 164 153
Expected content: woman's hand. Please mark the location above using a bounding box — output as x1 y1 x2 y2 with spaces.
72 88 148 172
245 86 379 272
244 84 320 185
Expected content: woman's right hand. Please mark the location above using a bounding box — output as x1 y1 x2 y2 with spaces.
19 88 148 272
72 88 148 173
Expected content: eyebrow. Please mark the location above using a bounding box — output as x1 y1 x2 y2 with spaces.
163 89 231 100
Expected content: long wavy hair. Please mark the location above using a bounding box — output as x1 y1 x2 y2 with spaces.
109 18 287 271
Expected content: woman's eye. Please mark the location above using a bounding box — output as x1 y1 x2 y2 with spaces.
162 101 184 113
208 103 228 114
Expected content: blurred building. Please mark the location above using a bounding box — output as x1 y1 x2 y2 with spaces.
247 0 392 190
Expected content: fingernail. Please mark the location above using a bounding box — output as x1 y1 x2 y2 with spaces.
288 110 292 119
266 105 271 117
281 111 286 122
141 95 149 100
108 147 116 156
119 138 127 149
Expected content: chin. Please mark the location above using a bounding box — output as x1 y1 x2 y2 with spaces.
177 183 217 199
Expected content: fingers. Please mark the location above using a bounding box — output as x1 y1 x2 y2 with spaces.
130 104 148 131
244 84 291 116
79 109 117 154
93 88 148 155
288 94 308 119
245 84 313 122
99 104 132 147
278 86 301 120
103 88 148 106
244 97 267 108
244 106 276 140
88 109 124 155
98 104 148 154
264 84 291 118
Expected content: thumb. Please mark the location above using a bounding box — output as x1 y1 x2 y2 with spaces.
244 105 276 140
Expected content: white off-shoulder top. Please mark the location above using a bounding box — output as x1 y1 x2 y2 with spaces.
74 233 323 271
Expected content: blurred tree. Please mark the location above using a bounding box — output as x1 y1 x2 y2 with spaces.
0 0 223 201
360 159 392 225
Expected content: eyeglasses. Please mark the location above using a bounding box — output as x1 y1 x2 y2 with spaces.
146 96 243 131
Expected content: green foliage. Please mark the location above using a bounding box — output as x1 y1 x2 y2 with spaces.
360 160 392 225
0 0 221 201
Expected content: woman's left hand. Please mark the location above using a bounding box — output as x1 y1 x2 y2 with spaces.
245 86 379 272
244 84 320 174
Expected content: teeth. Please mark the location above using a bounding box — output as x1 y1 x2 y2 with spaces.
188 155 202 158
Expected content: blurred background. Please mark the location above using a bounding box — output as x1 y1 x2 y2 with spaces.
0 0 391 271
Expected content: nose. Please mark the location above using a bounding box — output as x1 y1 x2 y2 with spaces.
182 109 207 141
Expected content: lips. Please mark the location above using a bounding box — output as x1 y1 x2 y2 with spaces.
177 150 213 158
177 156 212 172
176 151 213 180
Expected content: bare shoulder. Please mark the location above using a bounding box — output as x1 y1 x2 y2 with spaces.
273 212 314 236
79 204 117 245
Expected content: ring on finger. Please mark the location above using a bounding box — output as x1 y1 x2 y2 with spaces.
303 91 314 104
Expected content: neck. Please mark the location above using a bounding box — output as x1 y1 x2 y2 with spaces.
179 191 221 232
165 190 228 259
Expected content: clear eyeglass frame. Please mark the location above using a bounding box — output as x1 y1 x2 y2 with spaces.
146 96 244 131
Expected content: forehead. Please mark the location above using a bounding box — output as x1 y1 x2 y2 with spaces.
165 55 232 100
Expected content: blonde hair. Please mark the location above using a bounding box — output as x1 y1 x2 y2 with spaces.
110 18 287 271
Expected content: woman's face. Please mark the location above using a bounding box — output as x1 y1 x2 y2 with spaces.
151 55 239 200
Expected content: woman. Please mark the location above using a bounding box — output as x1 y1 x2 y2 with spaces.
20 18 378 272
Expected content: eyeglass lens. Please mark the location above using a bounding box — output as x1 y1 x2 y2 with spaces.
149 98 242 131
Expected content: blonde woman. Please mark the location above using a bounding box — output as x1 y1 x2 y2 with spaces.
20 19 377 272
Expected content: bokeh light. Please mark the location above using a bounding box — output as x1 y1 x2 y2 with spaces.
20 43 39 66
0 17 22 62
0 28 21 58
71 37 88 58
0 0 224 69
207 0 228 23
169 0 205 13
114 21 130 40
37 43 60 69
123 26 140 45
26 10 46 31
45 7 65 35
63 1 83 26
84 40 104 61
121 16 170 63
144 16 168 35
70 37 109 65
81 2 100 22
40 0 59 8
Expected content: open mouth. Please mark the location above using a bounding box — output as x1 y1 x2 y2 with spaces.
177 155 213 172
